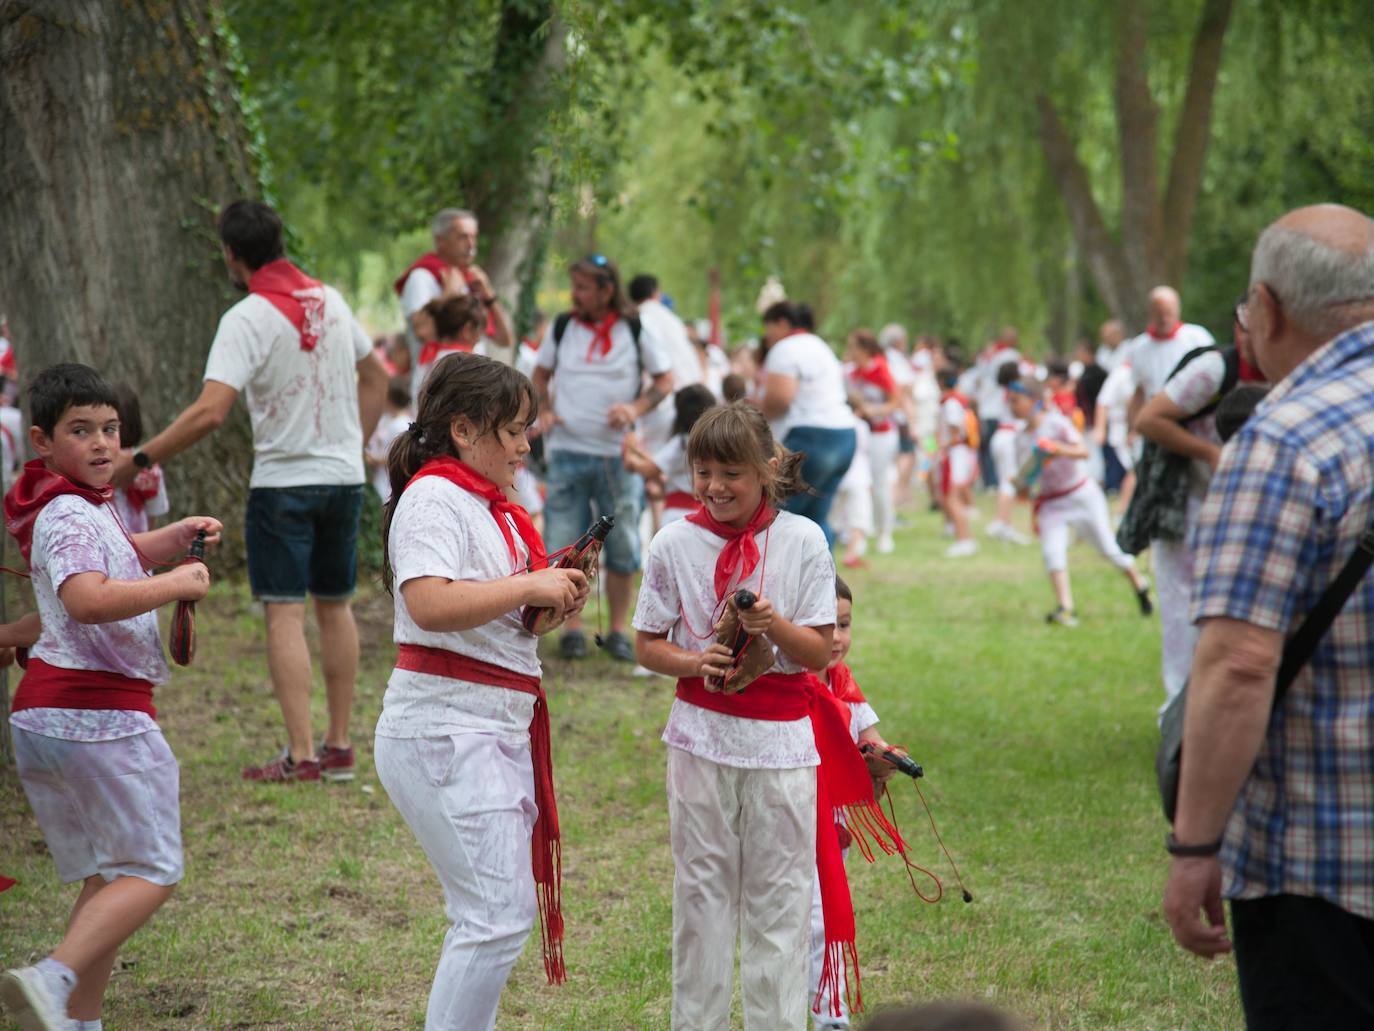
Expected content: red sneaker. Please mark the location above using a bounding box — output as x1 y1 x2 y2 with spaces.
242 749 321 783
318 743 355 783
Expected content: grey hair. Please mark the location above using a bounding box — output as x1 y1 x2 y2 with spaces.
1251 222 1374 336
878 322 909 350
431 208 477 239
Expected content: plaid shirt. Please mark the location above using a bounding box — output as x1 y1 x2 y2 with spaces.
1192 320 1374 919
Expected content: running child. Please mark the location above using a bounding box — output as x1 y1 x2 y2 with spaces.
807 575 906 1029
373 352 590 1031
1 363 218 1031
1005 376 1152 626
936 367 978 558
110 383 170 534
633 401 902 1028
621 383 717 527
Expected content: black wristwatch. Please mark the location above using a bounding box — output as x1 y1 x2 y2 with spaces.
1165 833 1223 857
132 450 151 470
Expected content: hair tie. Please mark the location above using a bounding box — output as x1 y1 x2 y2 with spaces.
408 421 425 443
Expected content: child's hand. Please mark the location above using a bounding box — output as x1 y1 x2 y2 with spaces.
14 612 40 647
695 642 735 683
524 568 588 620
178 516 223 550
167 561 211 603
737 595 774 637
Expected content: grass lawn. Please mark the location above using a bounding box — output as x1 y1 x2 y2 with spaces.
0 500 1243 1029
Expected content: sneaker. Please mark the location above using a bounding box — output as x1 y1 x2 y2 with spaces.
242 748 321 783
1002 527 1032 546
945 539 978 558
1046 606 1079 627
1 964 73 1030
560 630 588 660
600 630 635 663
875 534 895 555
318 743 355 783
985 520 1008 540
631 663 662 678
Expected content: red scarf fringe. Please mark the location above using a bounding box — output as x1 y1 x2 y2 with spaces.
248 259 325 352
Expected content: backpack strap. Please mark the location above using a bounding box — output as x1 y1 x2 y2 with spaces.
549 312 574 375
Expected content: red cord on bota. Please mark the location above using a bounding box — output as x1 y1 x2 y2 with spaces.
169 529 206 667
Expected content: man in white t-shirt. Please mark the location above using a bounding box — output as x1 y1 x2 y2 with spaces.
532 254 674 662
393 208 514 365
116 200 389 783
1120 286 1215 408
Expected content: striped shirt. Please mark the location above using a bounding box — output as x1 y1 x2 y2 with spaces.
1191 320 1374 919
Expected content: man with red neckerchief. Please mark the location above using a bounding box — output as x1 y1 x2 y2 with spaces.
1121 285 1215 412
394 208 514 366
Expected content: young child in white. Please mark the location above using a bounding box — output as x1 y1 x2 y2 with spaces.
807 576 904 1029
1006 377 1153 627
373 352 590 1031
634 401 897 1028
364 375 413 503
110 383 170 535
936 368 978 558
622 384 718 528
1 363 217 1031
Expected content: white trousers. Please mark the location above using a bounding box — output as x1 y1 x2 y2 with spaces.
1153 534 1200 709
1038 480 1133 574
375 733 538 1031
668 747 817 1031
990 427 1019 499
807 852 850 1029
867 428 899 539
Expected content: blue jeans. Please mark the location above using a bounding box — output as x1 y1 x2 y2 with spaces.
245 484 363 602
781 425 856 547
543 449 643 574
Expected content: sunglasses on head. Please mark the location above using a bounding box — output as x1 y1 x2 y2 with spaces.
587 253 609 268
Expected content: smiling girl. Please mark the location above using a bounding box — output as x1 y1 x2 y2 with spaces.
634 402 891 1028
373 352 589 1031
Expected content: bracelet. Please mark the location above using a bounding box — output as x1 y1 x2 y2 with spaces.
1165 832 1223 857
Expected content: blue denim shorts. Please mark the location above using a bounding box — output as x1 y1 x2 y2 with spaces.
14 726 183 885
245 484 363 602
542 449 642 575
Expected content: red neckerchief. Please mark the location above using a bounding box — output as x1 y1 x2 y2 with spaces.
417 339 474 367
577 312 620 361
405 455 547 571
686 497 776 600
393 252 452 296
1051 389 1077 417
125 465 162 512
248 259 325 352
825 661 867 705
4 459 112 564
851 355 897 397
1148 321 1182 341
1239 354 1265 383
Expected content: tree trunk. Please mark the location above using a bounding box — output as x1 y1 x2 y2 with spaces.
0 0 260 562
1114 0 1163 293
467 4 566 334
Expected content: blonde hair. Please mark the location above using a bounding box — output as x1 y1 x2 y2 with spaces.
686 402 811 506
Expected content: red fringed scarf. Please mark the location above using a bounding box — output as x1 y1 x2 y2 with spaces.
395 644 565 984
5 459 112 564
125 466 162 513
851 355 898 398
675 672 908 1017
825 661 867 705
416 339 474 368
1147 321 1182 341
685 498 775 600
248 259 325 352
405 455 547 572
393 252 452 296
578 312 620 361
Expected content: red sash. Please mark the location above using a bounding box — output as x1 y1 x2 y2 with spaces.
11 657 156 717
395 643 565 984
5 459 112 564
675 671 905 1015
248 259 325 352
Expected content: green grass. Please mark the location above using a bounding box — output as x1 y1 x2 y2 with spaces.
0 502 1243 1028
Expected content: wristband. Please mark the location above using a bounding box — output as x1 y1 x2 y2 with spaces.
1165 832 1223 857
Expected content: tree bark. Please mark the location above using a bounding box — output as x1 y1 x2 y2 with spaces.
1160 0 1236 285
1114 0 1163 292
0 0 260 561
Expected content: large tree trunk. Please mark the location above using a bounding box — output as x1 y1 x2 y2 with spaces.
0 0 260 560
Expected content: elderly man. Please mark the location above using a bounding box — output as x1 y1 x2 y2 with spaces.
1123 286 1214 406
393 208 514 367
1164 204 1374 1028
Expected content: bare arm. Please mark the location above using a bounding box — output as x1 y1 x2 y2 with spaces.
635 629 734 679
1126 385 1145 431
132 516 224 568
356 351 388 443
112 380 238 487
1093 397 1110 446
0 612 41 648
760 372 799 421
59 563 210 625
1137 392 1222 467
401 567 588 634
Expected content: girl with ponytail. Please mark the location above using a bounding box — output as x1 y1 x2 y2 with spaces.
631 401 905 1025
374 351 589 1028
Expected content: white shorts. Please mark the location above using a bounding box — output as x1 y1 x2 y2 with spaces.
940 445 978 493
831 480 874 538
1037 480 1133 574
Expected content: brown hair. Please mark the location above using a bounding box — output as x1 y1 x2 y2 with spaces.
835 575 852 603
848 327 882 358
422 295 484 341
381 352 537 591
686 402 810 506
568 254 634 318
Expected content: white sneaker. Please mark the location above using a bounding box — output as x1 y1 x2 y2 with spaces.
876 534 895 555
946 539 978 558
631 664 662 678
1 965 75 1030
1002 527 1032 546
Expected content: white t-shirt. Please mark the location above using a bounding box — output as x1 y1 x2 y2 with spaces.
1161 348 1227 502
637 300 703 451
704 345 731 399
399 266 443 319
938 395 970 448
376 476 541 742
838 416 872 492
912 368 940 439
1017 410 1087 497
1096 363 1135 449
536 314 672 458
112 465 170 536
653 436 695 519
977 347 1021 422
204 285 372 489
366 411 411 502
762 332 852 440
1096 343 1124 374
633 511 837 769
1122 323 1214 400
